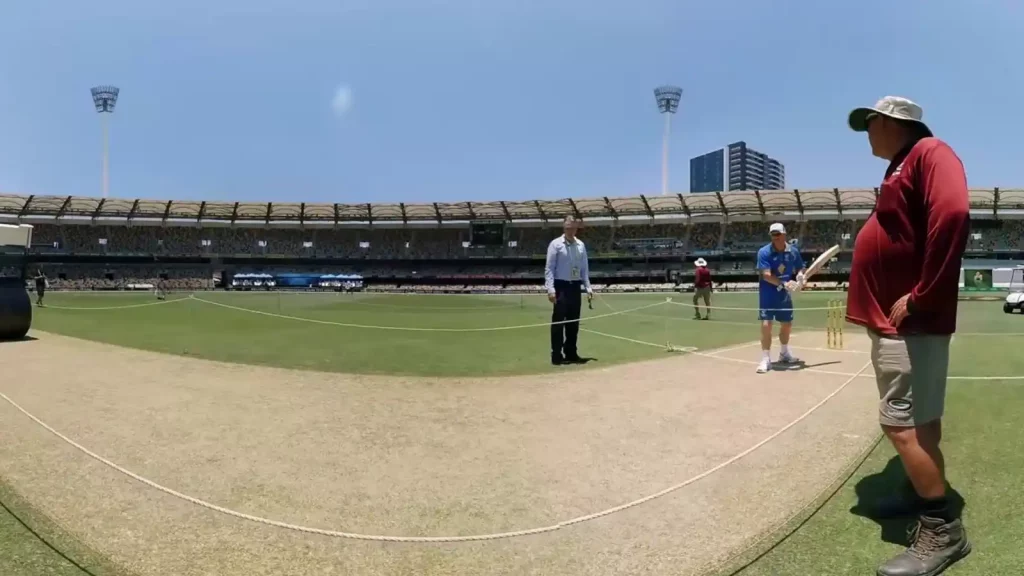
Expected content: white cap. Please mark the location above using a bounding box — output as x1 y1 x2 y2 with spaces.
769 223 786 235
848 96 933 137
694 258 707 267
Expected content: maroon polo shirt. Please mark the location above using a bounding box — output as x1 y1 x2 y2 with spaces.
694 267 712 288
846 137 970 336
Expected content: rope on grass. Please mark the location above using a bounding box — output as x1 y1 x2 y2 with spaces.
580 328 698 352
189 294 666 332
40 297 190 311
0 361 870 543
666 300 843 312
274 291 527 311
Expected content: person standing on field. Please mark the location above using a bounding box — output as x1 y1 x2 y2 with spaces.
692 258 712 320
755 223 805 373
846 96 972 576
544 216 592 365
33 269 47 307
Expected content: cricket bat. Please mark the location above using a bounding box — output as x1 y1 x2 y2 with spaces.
783 244 841 293
802 244 842 282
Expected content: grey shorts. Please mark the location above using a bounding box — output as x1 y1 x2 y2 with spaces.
694 286 711 305
867 329 952 427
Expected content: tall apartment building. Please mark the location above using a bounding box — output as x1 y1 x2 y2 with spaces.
689 141 785 193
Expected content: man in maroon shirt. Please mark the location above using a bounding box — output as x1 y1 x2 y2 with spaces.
846 96 971 576
692 257 712 320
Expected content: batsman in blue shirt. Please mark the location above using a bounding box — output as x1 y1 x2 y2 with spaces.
755 223 805 373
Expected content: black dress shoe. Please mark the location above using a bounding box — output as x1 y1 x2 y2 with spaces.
564 354 583 363
551 355 564 365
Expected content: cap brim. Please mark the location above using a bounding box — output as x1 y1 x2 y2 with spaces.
849 107 935 137
848 107 874 132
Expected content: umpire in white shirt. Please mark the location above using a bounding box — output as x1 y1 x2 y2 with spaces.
545 216 592 365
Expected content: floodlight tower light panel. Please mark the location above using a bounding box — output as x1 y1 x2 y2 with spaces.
654 86 682 113
91 86 120 113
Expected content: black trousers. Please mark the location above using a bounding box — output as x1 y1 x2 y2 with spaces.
551 280 582 357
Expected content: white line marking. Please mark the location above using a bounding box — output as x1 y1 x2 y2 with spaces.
701 341 760 356
584 328 1024 381
693 348 1024 381
579 328 697 352
787 345 869 355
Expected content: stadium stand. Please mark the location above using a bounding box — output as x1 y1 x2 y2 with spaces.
1 187 1022 293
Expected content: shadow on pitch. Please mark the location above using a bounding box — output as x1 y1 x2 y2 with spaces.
849 455 965 545
769 359 843 371
0 335 38 345
558 357 596 366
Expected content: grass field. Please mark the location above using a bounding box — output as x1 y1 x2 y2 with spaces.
26 289 1024 377
4 288 1024 575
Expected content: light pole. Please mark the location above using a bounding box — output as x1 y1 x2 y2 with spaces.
90 86 120 198
653 86 682 196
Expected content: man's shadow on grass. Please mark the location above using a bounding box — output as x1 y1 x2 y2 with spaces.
849 455 965 545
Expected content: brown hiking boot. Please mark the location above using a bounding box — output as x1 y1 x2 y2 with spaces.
876 516 971 576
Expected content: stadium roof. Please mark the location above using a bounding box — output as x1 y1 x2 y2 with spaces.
0 187 1022 225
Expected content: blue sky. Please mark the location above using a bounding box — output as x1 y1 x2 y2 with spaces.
0 0 1019 205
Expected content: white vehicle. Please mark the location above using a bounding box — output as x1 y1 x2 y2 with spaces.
1005 267 1024 314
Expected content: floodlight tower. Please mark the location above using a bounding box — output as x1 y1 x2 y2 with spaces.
90 86 120 198
653 86 682 196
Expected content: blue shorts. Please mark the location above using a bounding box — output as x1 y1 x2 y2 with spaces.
759 308 794 323
759 289 794 323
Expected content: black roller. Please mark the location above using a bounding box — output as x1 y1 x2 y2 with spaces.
0 280 32 341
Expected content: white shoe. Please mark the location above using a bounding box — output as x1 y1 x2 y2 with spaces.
756 358 771 373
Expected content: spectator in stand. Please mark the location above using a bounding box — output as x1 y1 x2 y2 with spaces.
692 258 712 320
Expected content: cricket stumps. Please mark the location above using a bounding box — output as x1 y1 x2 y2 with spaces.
827 299 845 349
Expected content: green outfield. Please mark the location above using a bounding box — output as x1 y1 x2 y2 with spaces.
25 289 1024 378
5 288 1024 575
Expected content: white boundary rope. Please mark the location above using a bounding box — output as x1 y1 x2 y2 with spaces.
667 300 841 312
274 292 527 311
40 298 189 311
0 359 870 543
38 292 1024 336
189 294 666 332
